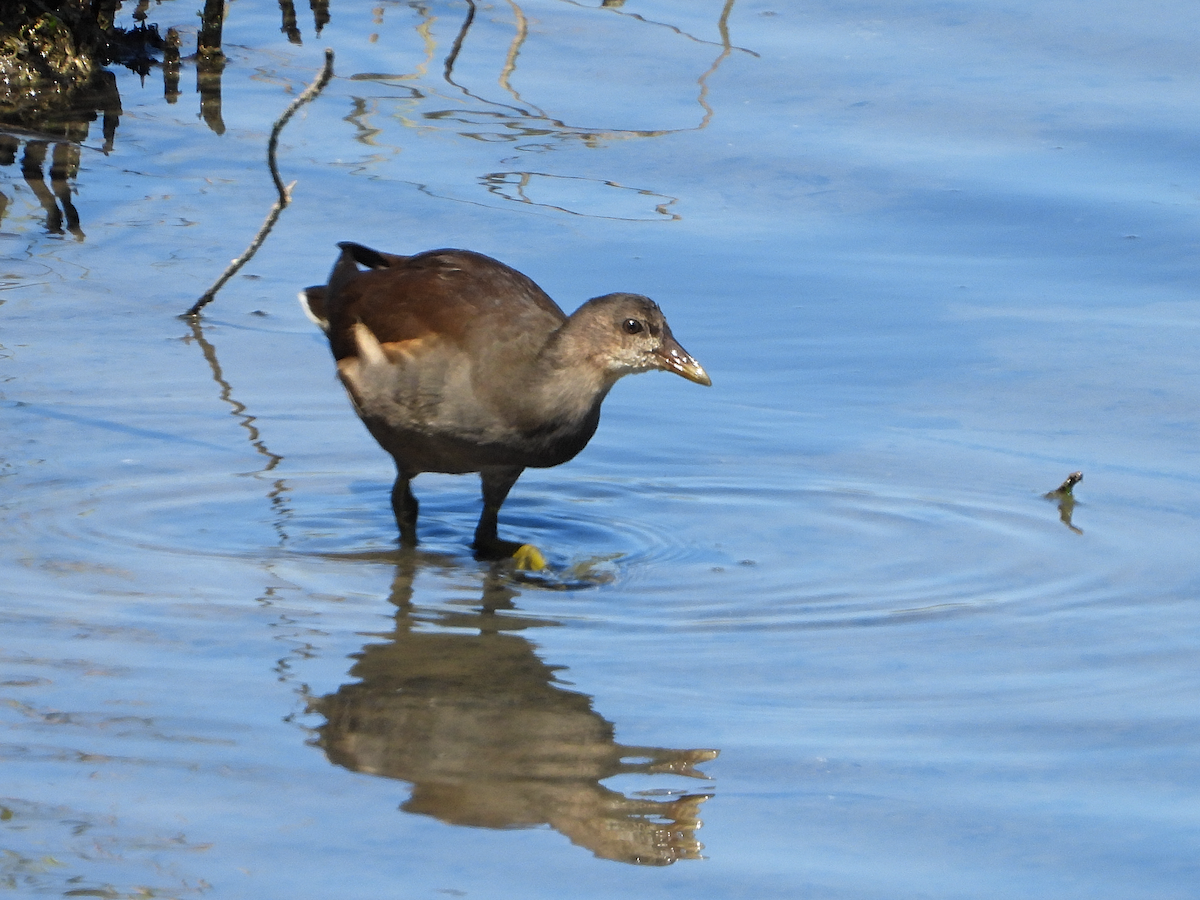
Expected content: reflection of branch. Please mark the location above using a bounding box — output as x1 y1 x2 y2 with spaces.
280 0 303 45
407 175 676 223
564 0 757 58
19 141 84 239
196 50 227 135
443 0 477 84
186 49 335 318
479 171 679 221
442 1 536 124
695 0 736 130
50 142 83 239
439 0 742 145
163 27 182 103
185 317 293 543
198 0 225 55
19 142 61 233
499 0 529 104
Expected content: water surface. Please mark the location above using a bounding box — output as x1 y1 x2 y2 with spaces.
3 1 1199 897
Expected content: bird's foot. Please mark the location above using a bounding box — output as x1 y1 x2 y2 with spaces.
511 544 547 571
473 536 547 571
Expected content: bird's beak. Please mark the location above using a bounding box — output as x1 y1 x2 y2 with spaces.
655 334 712 386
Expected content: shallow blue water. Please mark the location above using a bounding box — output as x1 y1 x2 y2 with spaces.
2 1 1199 897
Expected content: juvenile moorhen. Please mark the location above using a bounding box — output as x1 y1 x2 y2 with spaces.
301 242 710 566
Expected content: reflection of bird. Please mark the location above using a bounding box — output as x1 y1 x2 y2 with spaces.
301 242 709 564
310 563 718 865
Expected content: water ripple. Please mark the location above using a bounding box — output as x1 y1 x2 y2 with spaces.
8 463 1129 631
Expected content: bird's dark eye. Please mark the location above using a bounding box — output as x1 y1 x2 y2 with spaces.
622 318 643 335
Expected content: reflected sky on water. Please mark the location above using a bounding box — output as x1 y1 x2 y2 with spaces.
2 1 1200 896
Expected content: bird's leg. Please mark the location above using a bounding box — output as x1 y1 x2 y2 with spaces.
474 466 522 556
474 466 544 568
391 468 419 546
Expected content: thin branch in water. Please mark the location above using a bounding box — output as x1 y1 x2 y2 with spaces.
185 48 335 319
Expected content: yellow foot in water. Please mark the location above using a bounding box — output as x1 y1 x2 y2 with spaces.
512 543 547 571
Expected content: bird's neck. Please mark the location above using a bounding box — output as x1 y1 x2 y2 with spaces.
532 320 619 418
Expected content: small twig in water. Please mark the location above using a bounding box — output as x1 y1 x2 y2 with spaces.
185 48 335 319
1044 471 1084 534
1045 471 1083 498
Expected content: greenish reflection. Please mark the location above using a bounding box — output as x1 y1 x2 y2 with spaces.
311 559 719 866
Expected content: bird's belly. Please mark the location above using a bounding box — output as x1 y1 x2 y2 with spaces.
353 383 594 474
359 411 590 474
337 344 597 474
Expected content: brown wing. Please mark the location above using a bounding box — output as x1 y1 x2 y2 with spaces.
323 246 567 363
